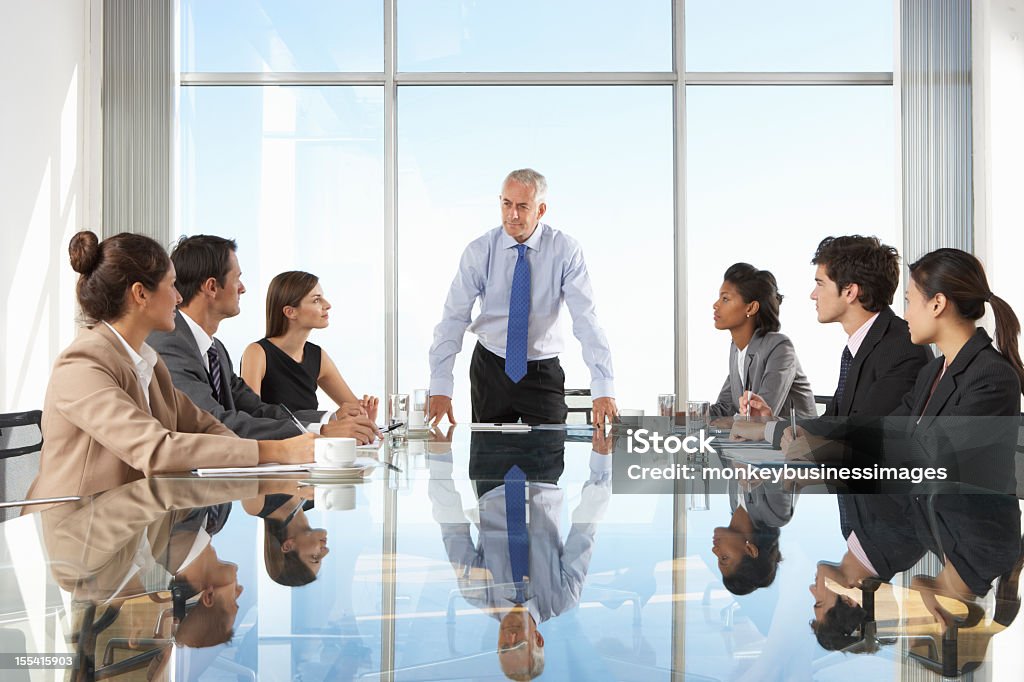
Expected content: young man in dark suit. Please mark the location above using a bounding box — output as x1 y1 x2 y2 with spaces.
733 235 932 457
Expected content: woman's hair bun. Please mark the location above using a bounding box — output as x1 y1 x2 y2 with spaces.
69 230 101 275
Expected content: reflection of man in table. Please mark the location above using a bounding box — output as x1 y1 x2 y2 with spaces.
427 430 612 679
427 169 618 426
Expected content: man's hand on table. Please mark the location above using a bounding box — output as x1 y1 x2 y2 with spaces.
729 418 769 442
592 397 618 426
592 425 615 455
428 395 456 427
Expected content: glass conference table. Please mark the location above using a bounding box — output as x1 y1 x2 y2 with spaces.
1 426 1022 681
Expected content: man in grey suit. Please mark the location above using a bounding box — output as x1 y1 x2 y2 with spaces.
148 235 377 443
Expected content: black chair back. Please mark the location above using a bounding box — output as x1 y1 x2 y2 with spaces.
0 410 43 521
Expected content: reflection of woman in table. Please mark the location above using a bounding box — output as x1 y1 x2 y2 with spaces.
708 263 816 427
242 489 329 586
811 492 1023 655
712 476 789 595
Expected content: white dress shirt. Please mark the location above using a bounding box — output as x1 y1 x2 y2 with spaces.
847 313 880 358
429 224 615 398
735 344 748 388
180 310 215 372
103 322 158 412
427 450 611 623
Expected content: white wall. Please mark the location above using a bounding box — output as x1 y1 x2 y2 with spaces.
975 0 1024 380
978 1 1024 671
0 0 100 412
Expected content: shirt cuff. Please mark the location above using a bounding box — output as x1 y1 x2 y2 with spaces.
764 420 778 445
589 450 613 477
590 378 615 399
429 378 455 398
306 423 322 435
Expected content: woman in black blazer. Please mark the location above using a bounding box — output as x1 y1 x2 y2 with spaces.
892 248 1024 492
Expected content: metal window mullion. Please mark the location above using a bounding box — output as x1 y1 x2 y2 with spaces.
179 71 894 89
671 2 687 680
380 1 398 681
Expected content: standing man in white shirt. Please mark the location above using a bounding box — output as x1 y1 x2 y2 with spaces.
428 169 618 426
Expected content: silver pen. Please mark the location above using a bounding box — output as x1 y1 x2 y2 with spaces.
280 404 309 435
789 405 798 439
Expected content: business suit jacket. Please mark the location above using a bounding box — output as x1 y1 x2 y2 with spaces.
779 306 932 448
887 328 1021 493
840 494 926 582
148 312 324 440
28 324 257 500
709 330 816 419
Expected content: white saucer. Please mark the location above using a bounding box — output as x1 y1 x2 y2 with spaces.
306 462 371 479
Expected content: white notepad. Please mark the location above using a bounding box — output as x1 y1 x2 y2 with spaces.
192 463 311 477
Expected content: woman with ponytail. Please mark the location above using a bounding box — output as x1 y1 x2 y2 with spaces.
27 231 315 501
894 247 1023 492
709 262 817 422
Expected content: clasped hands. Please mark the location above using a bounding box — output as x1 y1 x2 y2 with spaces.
322 398 381 444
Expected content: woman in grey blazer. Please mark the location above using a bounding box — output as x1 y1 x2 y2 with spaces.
709 263 817 421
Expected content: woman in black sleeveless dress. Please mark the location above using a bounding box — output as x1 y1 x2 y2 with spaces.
241 271 379 420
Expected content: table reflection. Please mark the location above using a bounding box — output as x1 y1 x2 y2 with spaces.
0 427 1019 680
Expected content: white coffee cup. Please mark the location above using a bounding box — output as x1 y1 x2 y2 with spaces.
314 437 357 467
314 484 356 511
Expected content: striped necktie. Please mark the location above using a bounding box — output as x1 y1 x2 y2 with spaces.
207 346 224 405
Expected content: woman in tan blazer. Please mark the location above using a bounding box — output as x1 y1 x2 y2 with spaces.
27 231 316 500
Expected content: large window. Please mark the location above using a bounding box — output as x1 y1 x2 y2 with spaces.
685 85 898 401
396 86 673 420
178 2 895 676
180 85 386 404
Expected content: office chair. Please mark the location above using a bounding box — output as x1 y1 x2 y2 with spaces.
0 410 43 520
565 388 593 425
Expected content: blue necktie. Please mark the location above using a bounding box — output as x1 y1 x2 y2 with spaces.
504 465 529 603
505 244 530 383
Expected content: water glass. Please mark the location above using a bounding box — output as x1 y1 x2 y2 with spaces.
388 393 409 441
686 400 710 436
410 388 429 429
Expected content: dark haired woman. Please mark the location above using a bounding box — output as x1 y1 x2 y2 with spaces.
241 271 378 420
895 248 1024 493
27 231 316 500
713 477 788 595
709 263 816 422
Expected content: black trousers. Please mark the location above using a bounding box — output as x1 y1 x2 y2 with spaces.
470 342 568 425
